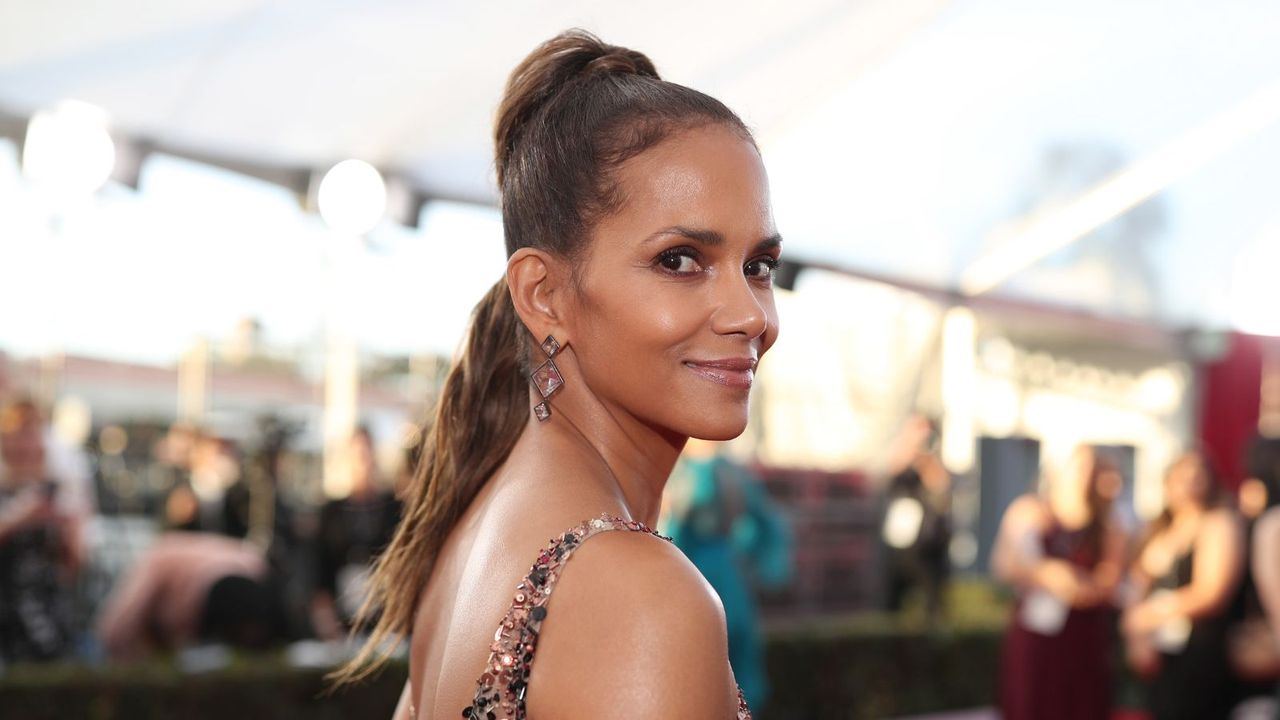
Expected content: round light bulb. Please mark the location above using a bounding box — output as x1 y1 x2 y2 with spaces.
22 100 116 197
318 159 386 236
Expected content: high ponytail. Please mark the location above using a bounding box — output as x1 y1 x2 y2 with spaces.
494 30 658 190
334 28 755 685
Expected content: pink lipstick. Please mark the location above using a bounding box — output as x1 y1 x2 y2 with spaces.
683 357 756 390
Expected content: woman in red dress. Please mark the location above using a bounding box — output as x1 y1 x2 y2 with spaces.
993 446 1127 720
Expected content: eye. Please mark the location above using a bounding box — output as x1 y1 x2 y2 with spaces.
656 247 702 275
745 256 780 280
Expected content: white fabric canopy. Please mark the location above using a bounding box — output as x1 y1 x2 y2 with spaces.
2 0 1278 353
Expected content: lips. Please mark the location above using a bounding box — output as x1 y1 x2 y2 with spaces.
683 357 757 390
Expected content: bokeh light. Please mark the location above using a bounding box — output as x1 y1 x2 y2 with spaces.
22 100 115 198
317 159 386 236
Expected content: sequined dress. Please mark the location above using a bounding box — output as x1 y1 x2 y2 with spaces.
457 514 753 720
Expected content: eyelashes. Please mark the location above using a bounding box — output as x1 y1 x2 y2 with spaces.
654 246 781 281
747 256 782 279
657 247 700 274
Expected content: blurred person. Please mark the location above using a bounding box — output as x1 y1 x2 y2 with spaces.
148 422 197 512
95 531 286 661
332 30 776 719
880 415 952 623
1222 436 1280 716
0 397 85 664
163 432 239 533
662 439 792 708
310 427 401 641
992 446 1126 720
1248 436 1280 710
223 417 298 556
1124 450 1245 720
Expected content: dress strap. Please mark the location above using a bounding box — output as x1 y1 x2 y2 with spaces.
463 514 670 720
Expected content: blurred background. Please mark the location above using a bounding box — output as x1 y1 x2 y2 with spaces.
1 1 1279 718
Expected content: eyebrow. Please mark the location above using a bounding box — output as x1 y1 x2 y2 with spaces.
647 225 783 251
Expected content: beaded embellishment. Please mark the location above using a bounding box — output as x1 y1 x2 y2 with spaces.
459 514 752 720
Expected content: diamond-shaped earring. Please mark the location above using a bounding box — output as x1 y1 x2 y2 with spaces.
540 334 560 357
530 334 563 422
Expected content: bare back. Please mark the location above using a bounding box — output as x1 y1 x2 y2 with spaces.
398 434 746 720
405 460 607 718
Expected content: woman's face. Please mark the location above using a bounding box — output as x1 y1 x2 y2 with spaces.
1165 454 1210 511
0 407 45 483
564 124 780 441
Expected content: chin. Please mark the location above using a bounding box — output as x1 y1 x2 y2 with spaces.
680 407 750 442
691 426 748 442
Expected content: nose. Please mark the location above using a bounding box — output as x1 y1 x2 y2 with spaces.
710 272 769 340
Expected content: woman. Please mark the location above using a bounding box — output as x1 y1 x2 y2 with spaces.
1124 450 1245 720
311 428 402 640
1247 436 1280 703
0 397 82 664
662 440 793 709
334 30 779 719
992 446 1127 720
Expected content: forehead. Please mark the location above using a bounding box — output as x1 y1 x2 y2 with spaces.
599 124 773 241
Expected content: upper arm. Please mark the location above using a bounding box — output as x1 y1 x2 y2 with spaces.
97 549 161 659
526 531 738 720
992 496 1043 583
1187 509 1244 615
1254 510 1280 629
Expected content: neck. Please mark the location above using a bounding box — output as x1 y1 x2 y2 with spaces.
1048 491 1091 530
527 382 684 527
1171 503 1206 526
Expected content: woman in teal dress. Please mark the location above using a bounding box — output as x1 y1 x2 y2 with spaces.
663 441 793 709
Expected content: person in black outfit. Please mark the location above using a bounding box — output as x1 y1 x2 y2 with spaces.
1124 450 1245 720
1223 437 1280 714
0 399 79 664
1247 435 1280 714
881 416 952 622
222 417 298 558
311 427 401 640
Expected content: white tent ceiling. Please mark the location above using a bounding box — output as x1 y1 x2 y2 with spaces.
2 0 1279 338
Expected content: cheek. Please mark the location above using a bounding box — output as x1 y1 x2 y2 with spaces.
574 281 702 383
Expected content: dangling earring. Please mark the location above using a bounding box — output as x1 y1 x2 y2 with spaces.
530 334 564 421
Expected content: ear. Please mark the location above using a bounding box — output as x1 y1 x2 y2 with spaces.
507 247 569 345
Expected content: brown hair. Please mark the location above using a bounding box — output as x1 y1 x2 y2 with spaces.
332 29 753 685
1057 446 1119 561
1137 449 1230 554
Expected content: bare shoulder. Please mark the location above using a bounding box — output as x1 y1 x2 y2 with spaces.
1003 494 1048 530
1255 509 1280 583
1201 507 1244 538
525 527 738 719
